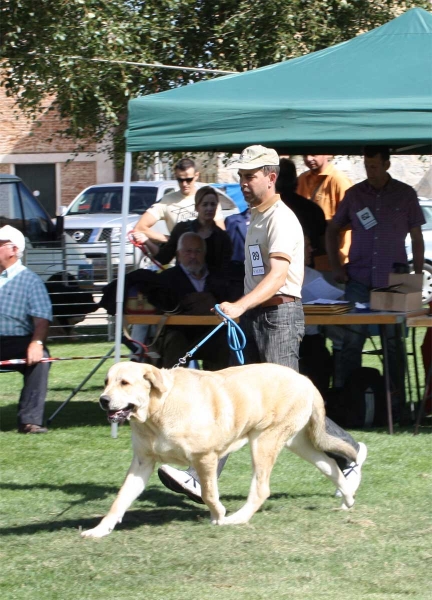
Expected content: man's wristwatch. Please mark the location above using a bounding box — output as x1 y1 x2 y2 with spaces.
32 340 44 345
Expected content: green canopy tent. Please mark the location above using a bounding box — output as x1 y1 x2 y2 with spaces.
111 10 432 432
126 7 432 155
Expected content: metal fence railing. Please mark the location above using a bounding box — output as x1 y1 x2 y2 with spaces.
22 236 141 342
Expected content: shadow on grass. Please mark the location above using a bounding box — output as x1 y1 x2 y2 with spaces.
48 385 103 393
0 482 208 535
0 481 327 536
0 401 106 430
0 507 207 537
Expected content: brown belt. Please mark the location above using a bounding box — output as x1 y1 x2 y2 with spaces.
260 295 296 308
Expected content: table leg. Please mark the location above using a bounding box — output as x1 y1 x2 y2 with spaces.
411 328 422 403
379 324 394 435
414 365 432 435
398 322 413 422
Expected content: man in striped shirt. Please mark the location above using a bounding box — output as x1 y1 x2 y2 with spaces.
0 226 52 433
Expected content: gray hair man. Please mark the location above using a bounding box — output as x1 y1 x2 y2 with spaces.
0 225 52 433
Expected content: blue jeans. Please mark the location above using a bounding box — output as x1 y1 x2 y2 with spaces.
240 299 305 370
342 280 404 415
341 279 372 380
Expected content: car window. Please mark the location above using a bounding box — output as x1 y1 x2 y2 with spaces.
18 183 54 242
421 205 432 230
68 187 158 215
129 188 159 213
0 181 24 230
68 189 121 214
0 181 54 243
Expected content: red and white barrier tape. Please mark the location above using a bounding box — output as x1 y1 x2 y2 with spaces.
0 355 131 366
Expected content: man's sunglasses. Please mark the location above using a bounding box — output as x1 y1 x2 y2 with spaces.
177 177 195 183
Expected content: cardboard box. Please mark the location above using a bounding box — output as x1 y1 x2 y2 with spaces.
370 274 423 312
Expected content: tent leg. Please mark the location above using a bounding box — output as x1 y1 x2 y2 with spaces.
111 151 133 439
47 346 115 425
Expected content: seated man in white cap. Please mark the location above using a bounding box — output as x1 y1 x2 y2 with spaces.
0 225 52 433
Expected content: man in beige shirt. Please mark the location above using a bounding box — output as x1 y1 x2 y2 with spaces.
218 145 305 366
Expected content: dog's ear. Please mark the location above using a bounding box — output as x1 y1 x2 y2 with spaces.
142 365 167 394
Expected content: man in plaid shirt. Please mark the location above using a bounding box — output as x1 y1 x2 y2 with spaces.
0 226 52 433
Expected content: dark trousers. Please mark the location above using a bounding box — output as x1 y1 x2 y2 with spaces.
299 333 332 397
156 326 230 371
343 279 406 417
0 335 50 427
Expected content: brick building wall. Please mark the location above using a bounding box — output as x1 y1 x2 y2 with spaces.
0 77 115 213
60 161 97 207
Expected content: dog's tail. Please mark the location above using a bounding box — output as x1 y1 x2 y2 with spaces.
308 386 358 463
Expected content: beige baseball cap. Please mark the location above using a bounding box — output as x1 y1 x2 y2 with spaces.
228 145 280 170
0 225 25 253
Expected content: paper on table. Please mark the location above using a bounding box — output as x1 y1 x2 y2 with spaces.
303 299 350 305
301 276 345 304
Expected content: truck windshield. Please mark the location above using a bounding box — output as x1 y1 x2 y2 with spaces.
68 187 159 215
0 180 55 243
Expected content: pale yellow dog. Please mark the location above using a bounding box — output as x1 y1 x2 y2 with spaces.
82 362 358 538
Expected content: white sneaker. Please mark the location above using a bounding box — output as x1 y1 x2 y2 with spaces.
158 464 204 504
335 442 368 497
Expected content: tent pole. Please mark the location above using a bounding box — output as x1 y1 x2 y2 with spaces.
112 151 133 438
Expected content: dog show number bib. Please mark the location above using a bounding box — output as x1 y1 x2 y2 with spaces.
249 244 265 276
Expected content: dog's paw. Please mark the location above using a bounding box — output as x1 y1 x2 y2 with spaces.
339 497 355 510
210 506 227 526
218 512 250 525
81 525 113 539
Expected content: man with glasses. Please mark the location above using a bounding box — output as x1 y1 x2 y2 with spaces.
0 226 52 433
132 157 224 245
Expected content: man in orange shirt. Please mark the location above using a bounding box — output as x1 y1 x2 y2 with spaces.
297 155 352 269
297 155 352 388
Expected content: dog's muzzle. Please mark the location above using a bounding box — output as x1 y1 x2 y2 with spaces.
99 395 134 424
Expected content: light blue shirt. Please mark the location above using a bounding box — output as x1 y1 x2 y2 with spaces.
0 259 26 289
179 264 209 293
0 260 52 336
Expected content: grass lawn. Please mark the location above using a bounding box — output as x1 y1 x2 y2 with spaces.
0 340 431 600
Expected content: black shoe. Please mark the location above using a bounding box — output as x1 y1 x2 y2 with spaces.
157 465 204 504
18 423 48 434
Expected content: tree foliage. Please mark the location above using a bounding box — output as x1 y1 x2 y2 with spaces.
1 0 430 155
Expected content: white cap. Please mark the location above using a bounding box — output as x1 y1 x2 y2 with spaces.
0 225 25 253
228 145 280 170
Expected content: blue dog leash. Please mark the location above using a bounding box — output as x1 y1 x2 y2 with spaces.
214 304 246 364
173 304 246 367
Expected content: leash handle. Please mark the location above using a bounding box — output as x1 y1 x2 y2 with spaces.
128 231 166 271
214 304 246 365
